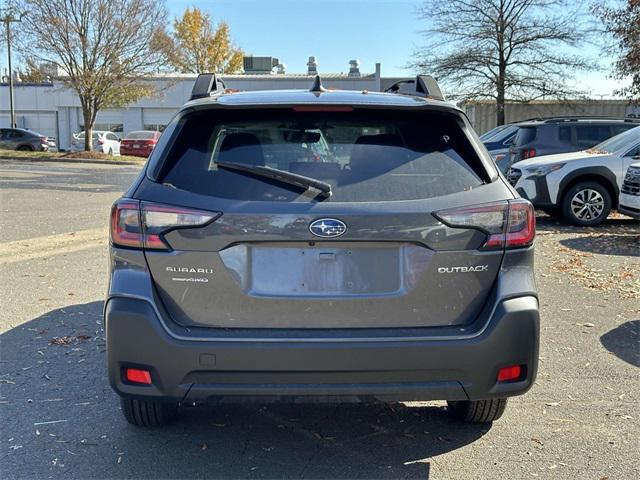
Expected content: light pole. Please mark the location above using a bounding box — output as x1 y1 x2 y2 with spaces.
1 9 25 128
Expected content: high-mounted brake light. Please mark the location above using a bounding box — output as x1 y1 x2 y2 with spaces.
522 148 536 159
434 199 535 250
292 105 353 112
110 200 218 251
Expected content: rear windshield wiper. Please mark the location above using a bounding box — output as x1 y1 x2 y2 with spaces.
215 161 332 199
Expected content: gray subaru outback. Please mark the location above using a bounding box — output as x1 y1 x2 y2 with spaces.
106 74 539 427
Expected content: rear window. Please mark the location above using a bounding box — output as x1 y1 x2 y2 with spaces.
160 109 486 202
513 126 537 146
125 131 156 140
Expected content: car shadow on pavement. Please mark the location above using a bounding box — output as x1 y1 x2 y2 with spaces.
600 320 640 368
1 302 489 479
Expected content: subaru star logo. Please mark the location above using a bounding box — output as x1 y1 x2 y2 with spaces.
309 218 347 238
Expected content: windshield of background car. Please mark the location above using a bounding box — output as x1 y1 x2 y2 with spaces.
593 126 640 153
160 109 487 202
480 125 508 141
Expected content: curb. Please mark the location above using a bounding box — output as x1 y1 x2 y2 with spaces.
0 156 145 166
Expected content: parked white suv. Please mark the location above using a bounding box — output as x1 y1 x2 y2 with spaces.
508 126 640 225
70 130 121 155
619 162 640 219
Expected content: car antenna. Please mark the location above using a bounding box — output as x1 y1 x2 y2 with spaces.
309 75 326 93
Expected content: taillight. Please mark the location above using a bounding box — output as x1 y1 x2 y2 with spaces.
505 199 536 248
110 200 142 248
522 148 536 159
434 199 535 250
110 200 218 250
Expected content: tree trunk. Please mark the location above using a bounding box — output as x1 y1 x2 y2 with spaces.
496 88 505 126
82 105 93 152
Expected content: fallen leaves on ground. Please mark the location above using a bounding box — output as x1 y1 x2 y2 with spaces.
49 334 92 346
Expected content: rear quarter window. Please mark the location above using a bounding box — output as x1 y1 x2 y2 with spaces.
575 125 613 147
159 109 488 203
514 127 537 146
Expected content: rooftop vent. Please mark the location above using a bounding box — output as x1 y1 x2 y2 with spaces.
307 56 318 76
348 59 361 77
243 56 280 74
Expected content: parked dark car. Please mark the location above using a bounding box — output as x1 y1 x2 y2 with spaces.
508 117 640 169
0 128 50 151
106 74 539 427
120 130 161 157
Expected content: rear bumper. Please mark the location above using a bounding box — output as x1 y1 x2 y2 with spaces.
105 295 540 404
120 147 151 157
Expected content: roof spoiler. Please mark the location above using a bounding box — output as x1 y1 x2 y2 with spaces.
190 73 226 101
385 75 445 101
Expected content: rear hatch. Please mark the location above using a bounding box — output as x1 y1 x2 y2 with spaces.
509 125 538 165
126 107 525 330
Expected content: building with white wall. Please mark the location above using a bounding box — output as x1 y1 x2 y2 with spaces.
0 58 383 150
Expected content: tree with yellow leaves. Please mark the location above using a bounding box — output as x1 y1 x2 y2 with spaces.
168 7 244 74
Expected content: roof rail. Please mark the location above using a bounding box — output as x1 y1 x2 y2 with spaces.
385 75 445 101
190 73 226 101
539 115 639 123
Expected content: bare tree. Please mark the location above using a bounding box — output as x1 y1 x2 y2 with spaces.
593 0 640 101
18 0 168 150
411 0 595 125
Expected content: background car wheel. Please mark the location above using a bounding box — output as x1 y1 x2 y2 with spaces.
108 148 114 156
120 397 176 427
561 181 612 226
447 398 508 423
17 145 33 151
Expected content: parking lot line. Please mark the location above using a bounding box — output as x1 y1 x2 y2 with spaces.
0 227 108 265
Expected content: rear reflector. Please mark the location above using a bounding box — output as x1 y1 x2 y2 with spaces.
434 199 535 250
497 365 523 382
125 368 152 385
110 199 219 251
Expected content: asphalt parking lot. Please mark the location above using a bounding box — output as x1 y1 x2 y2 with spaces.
1 159 638 479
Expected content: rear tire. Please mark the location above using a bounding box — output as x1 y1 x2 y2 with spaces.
561 181 611 226
17 145 33 151
447 398 508 423
108 148 114 156
120 397 177 427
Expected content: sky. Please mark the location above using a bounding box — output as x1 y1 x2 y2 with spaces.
164 0 627 98
1 0 629 98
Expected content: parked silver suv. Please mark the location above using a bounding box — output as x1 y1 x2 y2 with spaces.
106 75 539 427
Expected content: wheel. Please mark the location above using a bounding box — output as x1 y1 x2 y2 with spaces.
108 148 114 156
561 181 612 226
17 145 33 151
120 397 177 427
447 398 508 423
